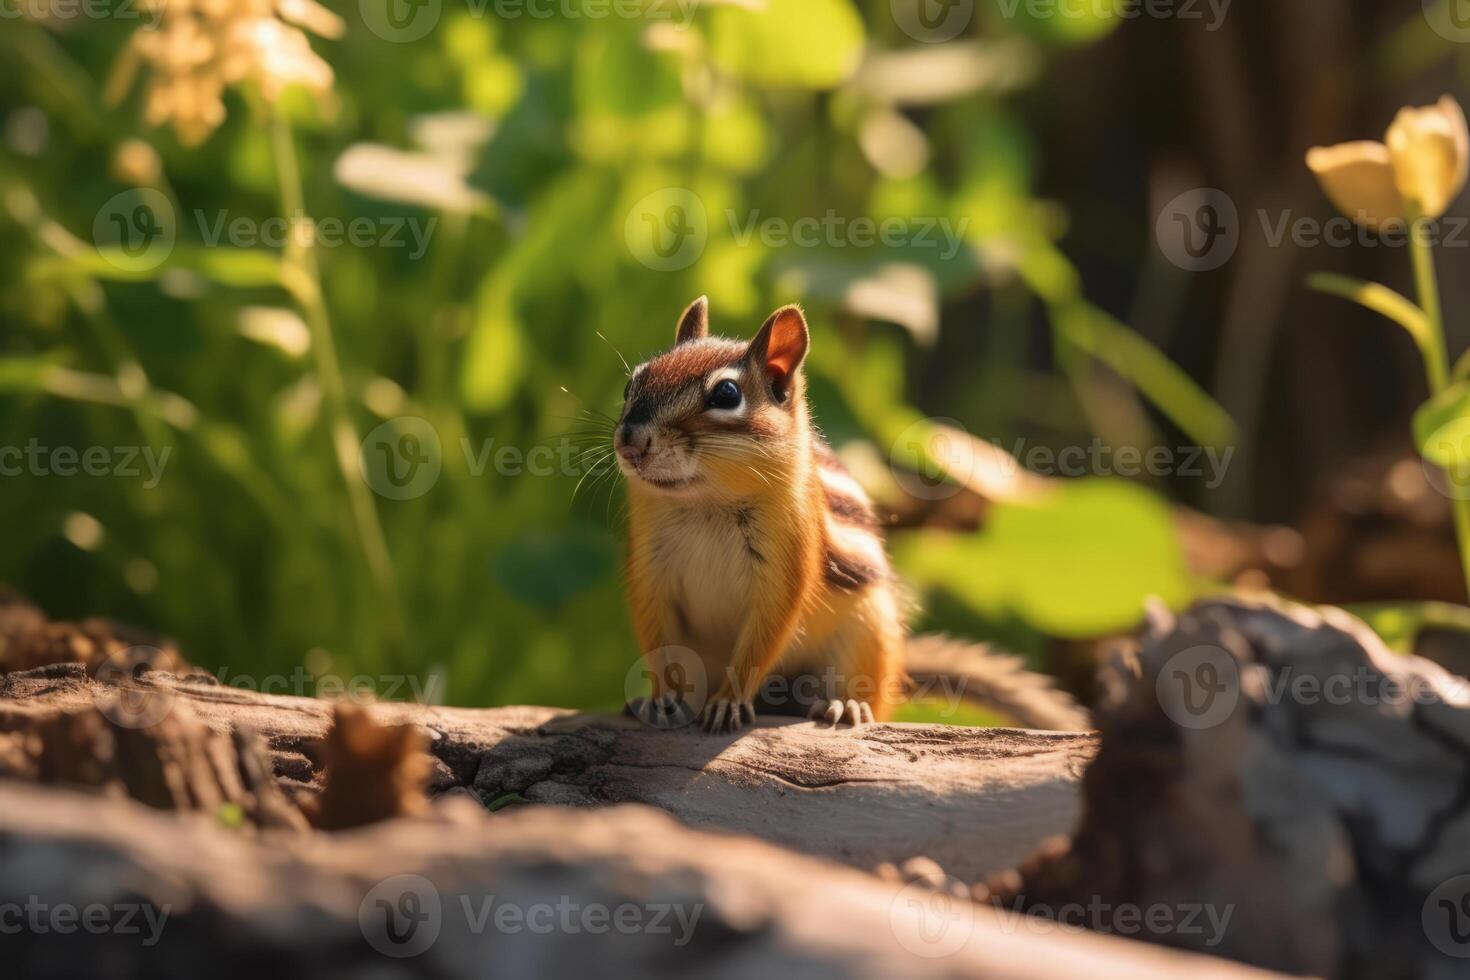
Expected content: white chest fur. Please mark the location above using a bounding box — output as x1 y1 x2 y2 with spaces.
644 504 757 661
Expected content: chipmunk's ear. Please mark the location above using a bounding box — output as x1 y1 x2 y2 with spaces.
675 295 709 345
747 305 808 401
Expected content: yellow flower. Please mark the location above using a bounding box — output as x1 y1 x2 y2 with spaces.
1306 95 1469 227
1387 97 1470 219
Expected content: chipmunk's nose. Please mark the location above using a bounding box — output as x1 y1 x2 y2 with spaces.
616 424 652 464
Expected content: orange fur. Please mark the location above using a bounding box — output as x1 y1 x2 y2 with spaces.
617 299 904 732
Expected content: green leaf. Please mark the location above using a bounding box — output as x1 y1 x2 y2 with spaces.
1308 273 1433 355
30 247 283 288
895 478 1196 638
1055 302 1238 449
181 248 285 287
709 0 864 89
1414 381 1470 468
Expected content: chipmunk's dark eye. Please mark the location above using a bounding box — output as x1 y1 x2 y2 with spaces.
707 378 742 410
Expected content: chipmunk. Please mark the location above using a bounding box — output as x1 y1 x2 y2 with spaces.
615 297 1086 734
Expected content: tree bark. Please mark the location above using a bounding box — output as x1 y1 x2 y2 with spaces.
0 663 1095 883
0 779 1290 979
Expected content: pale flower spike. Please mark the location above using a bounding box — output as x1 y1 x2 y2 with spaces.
1305 95 1469 228
122 0 344 145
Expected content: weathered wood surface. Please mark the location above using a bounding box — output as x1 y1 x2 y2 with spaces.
0 664 1096 882
1001 597 1470 980
0 780 1291 979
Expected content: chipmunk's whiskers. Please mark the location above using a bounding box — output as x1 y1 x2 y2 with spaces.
594 332 633 376
570 448 617 507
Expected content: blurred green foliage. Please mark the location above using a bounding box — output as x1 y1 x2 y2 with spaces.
0 0 1232 714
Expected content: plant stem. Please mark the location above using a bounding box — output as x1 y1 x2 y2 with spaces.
1408 207 1470 601
269 112 404 646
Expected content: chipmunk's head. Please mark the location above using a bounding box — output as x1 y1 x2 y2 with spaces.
615 297 810 497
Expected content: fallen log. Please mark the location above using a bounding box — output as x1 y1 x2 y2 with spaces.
0 664 1095 883
0 780 1289 979
992 596 1470 980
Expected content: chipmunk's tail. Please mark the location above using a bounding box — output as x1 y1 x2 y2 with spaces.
903 633 1092 732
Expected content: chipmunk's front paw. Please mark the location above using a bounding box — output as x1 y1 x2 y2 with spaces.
809 698 875 727
699 697 754 734
626 694 697 730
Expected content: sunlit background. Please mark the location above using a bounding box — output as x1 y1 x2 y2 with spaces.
3 0 1468 716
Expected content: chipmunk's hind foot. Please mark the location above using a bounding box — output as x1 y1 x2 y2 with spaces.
809 698 875 727
626 694 698 730
699 697 755 734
